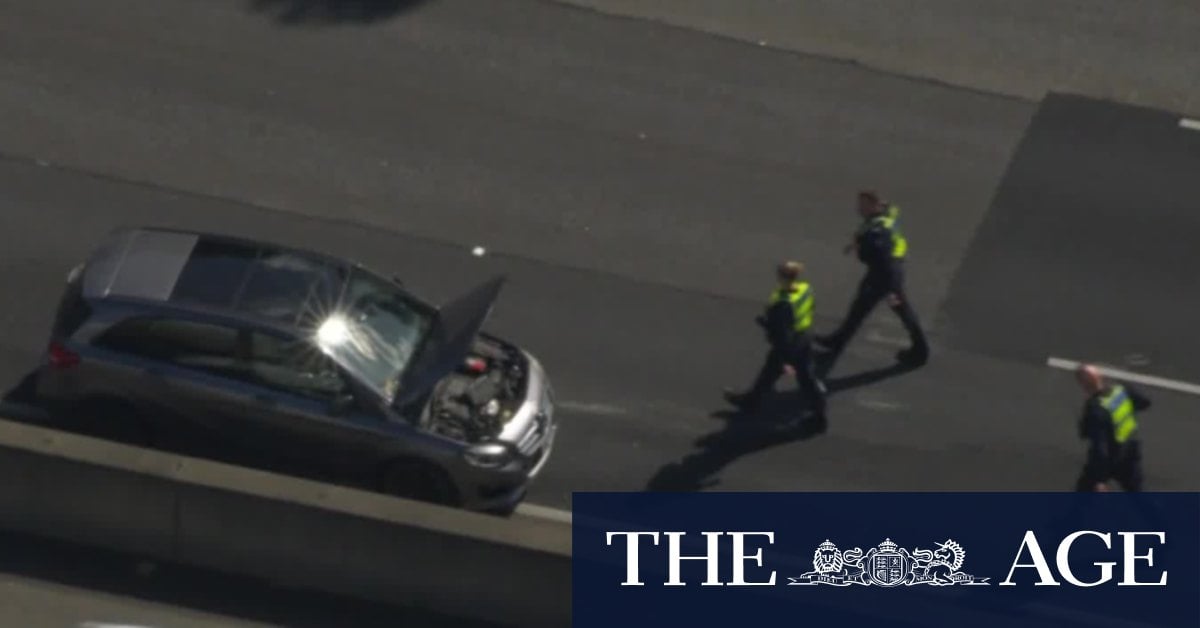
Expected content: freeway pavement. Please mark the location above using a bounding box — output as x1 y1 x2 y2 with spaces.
0 531 501 627
1 0 1198 620
556 0 1200 116
940 93 1200 384
0 0 1196 583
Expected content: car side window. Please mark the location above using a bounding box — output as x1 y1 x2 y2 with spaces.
245 331 349 401
94 317 242 379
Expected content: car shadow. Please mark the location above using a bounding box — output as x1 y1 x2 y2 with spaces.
248 0 434 24
2 370 37 405
1 369 142 442
645 392 825 492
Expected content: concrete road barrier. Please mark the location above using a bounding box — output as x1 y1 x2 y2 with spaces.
0 418 570 628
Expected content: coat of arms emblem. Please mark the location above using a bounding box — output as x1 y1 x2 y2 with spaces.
789 538 990 587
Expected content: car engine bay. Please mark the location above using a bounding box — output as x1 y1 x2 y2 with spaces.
424 335 528 443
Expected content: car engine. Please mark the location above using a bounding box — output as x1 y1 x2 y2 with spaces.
425 336 527 443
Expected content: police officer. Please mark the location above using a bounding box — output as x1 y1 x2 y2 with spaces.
724 261 827 427
815 191 929 366
1074 364 1151 492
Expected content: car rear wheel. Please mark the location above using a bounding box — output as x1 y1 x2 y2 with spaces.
380 459 460 507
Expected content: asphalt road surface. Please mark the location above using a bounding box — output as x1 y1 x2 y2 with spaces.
2 0 1198 498
0 531 501 628
556 0 1200 115
0 0 1199 620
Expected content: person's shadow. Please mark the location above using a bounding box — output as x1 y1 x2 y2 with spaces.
645 359 921 492
824 360 920 394
645 392 825 491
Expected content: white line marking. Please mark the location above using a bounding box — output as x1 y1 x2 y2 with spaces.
864 330 908 348
79 623 158 628
1046 357 1200 396
515 503 572 524
557 401 628 416
855 399 904 412
1179 117 1200 131
1124 353 1151 367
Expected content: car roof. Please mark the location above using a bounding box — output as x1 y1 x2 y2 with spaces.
81 227 358 330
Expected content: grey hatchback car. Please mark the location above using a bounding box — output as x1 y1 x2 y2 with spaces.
35 227 557 512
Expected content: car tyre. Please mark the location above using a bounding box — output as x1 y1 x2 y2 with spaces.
380 459 460 507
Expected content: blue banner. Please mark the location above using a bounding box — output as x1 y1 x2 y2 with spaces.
573 493 1200 628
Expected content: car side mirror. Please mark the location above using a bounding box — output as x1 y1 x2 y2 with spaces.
329 392 356 416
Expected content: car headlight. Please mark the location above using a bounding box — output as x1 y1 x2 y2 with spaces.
463 442 515 469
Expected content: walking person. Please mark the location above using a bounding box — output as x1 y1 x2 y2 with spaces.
724 261 827 429
1073 364 1151 492
815 191 929 367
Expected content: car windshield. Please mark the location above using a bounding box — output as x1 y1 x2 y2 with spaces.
311 268 432 400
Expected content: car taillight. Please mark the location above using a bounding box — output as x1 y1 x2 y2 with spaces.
48 341 80 369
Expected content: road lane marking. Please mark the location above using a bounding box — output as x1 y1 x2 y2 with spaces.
557 401 629 416
1046 357 1200 396
515 503 572 524
1179 117 1200 131
855 398 904 412
864 330 908 348
1124 353 1151 367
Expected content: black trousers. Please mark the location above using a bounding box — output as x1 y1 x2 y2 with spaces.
747 338 826 415
1075 443 1144 492
827 267 928 353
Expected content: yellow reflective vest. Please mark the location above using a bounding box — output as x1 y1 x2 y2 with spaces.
859 204 908 259
1099 385 1139 444
769 282 814 332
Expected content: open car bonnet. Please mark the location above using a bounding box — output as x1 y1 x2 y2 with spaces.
393 275 506 406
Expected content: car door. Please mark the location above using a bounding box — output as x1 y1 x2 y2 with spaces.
231 328 401 483
88 315 250 453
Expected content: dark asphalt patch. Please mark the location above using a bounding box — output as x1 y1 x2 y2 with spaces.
938 93 1200 383
0 530 504 628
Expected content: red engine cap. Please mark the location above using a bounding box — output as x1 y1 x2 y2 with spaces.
464 357 487 373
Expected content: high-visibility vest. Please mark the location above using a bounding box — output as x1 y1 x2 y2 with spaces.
769 282 814 333
859 204 908 259
1099 385 1139 444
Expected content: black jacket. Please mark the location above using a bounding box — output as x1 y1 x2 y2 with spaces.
1079 383 1151 478
856 220 894 269
758 299 800 349
855 215 903 291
